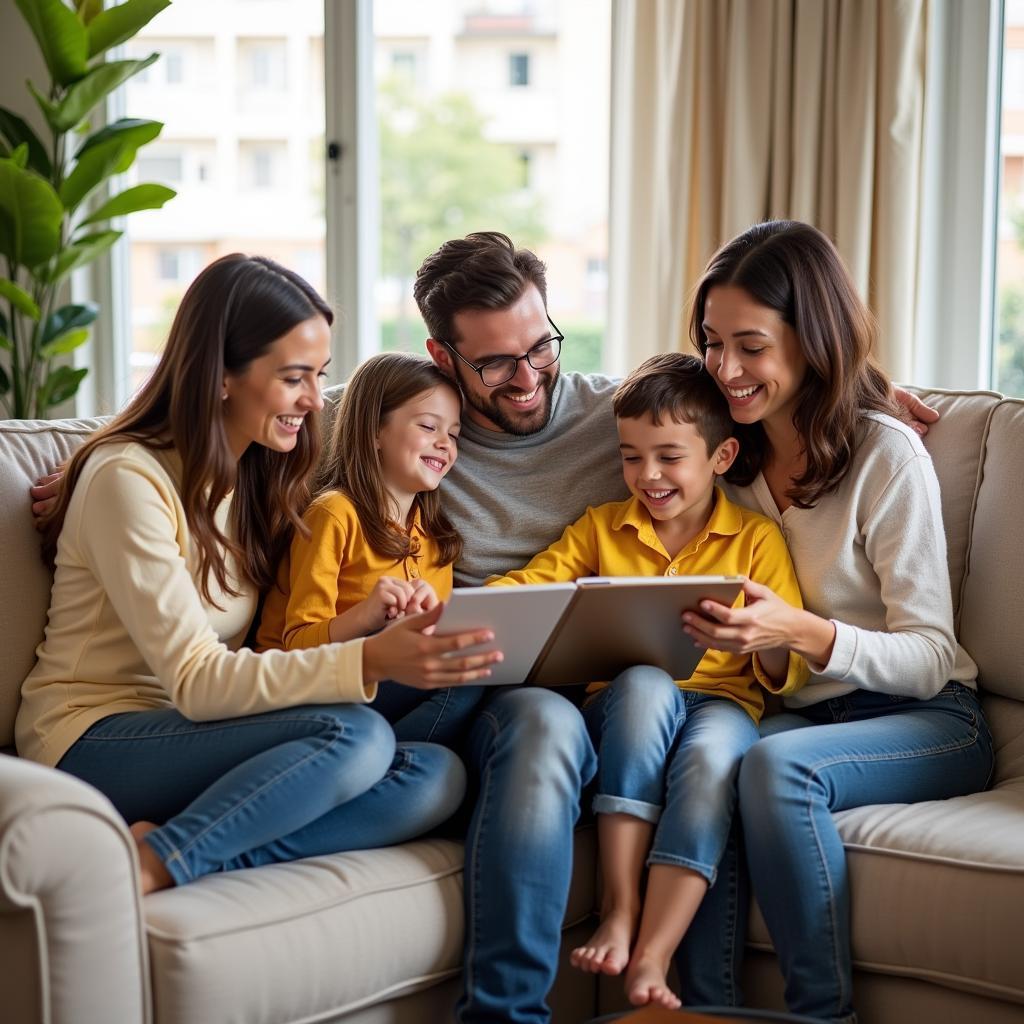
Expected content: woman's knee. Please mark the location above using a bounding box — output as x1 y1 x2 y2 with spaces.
310 704 396 784
400 742 467 826
609 665 678 712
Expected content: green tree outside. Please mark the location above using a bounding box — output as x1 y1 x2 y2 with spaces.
378 79 547 351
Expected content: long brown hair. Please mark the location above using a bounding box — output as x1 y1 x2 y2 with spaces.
41 253 332 602
318 352 463 566
689 220 898 507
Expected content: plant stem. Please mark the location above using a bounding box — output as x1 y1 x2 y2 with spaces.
6 258 24 417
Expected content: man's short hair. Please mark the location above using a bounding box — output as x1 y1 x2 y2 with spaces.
413 231 547 344
612 353 735 455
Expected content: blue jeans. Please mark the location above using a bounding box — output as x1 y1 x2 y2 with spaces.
456 686 597 1024
582 666 760 883
58 703 466 885
372 681 486 745
679 682 994 1023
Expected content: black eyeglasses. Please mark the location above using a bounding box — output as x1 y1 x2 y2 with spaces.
443 316 564 387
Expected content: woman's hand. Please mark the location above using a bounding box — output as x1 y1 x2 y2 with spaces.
362 603 503 688
683 579 836 666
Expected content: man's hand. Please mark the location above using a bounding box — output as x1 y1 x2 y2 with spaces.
893 386 940 437
30 470 63 530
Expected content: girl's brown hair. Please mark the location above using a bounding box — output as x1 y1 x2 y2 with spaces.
41 253 332 602
318 352 463 566
689 220 899 507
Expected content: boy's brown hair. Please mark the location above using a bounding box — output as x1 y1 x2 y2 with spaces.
612 353 735 456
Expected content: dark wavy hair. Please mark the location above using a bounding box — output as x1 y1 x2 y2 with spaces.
317 352 463 567
689 220 898 507
413 230 547 343
41 254 331 603
612 353 735 456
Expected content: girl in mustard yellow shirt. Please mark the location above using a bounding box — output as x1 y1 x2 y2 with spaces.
257 352 486 744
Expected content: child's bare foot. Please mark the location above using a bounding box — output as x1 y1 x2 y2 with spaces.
570 907 637 975
130 822 174 895
624 952 682 1010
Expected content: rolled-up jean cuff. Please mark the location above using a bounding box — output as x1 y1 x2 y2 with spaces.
647 850 717 886
142 832 193 886
592 793 662 823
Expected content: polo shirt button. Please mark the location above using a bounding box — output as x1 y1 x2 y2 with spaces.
668 566 679 576
410 568 419 578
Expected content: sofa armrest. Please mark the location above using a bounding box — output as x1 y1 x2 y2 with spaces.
0 754 151 1024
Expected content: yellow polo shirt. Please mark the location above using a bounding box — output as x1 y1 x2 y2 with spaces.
489 487 807 721
257 490 453 652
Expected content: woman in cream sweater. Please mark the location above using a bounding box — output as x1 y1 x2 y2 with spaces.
17 254 498 894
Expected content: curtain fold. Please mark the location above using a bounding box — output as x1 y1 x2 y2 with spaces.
608 0 927 379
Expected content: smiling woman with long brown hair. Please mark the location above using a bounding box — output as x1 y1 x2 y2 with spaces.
17 253 499 894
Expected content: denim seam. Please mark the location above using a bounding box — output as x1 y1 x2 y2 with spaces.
591 793 662 823
423 690 452 742
646 850 716 885
458 707 501 1019
165 713 355 869
74 713 338 743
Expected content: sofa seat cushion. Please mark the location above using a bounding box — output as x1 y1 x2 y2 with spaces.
144 826 597 1024
747 777 1024 1006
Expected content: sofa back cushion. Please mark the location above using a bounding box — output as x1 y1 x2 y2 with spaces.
0 419 102 747
958 398 1024 701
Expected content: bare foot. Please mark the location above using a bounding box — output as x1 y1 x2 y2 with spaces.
624 952 682 1010
130 822 174 895
570 906 637 976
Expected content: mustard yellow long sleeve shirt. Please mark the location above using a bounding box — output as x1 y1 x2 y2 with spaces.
256 491 453 652
16 441 373 768
489 487 808 721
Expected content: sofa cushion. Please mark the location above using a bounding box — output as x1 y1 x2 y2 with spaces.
747 694 1024 1006
0 419 103 747
958 398 1024 703
909 388 1001 628
143 826 596 1024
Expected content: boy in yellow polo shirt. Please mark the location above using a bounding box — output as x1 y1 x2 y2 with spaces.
489 353 807 1011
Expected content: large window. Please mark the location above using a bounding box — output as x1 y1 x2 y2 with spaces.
995 0 1024 396
114 0 326 402
373 0 611 373
104 0 609 405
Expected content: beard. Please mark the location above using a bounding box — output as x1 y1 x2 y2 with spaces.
459 367 559 436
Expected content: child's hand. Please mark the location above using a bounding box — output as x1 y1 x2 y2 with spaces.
363 603 503 688
406 579 440 616
361 577 417 631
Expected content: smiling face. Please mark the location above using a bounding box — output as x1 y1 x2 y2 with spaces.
617 413 738 533
376 385 461 513
221 315 331 459
701 284 808 436
426 283 559 436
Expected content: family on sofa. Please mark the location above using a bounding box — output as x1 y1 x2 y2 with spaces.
17 222 994 1024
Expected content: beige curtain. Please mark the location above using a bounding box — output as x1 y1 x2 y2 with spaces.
607 0 926 381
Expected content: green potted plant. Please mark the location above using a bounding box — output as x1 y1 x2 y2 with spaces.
0 0 175 419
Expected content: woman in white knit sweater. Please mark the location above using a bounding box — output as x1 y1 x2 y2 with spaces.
677 221 994 1023
18 254 498 894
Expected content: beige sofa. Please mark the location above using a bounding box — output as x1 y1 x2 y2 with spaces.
1 387 1023 1024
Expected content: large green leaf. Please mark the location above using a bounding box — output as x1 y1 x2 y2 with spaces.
14 0 89 87
76 117 162 157
0 159 63 268
87 0 171 59
0 333 12 353
0 278 42 320
0 108 52 178
53 55 159 132
10 144 29 170
41 326 89 358
60 121 162 211
37 229 120 284
41 301 98 345
75 0 104 25
26 82 59 132
79 182 175 226
38 364 89 409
